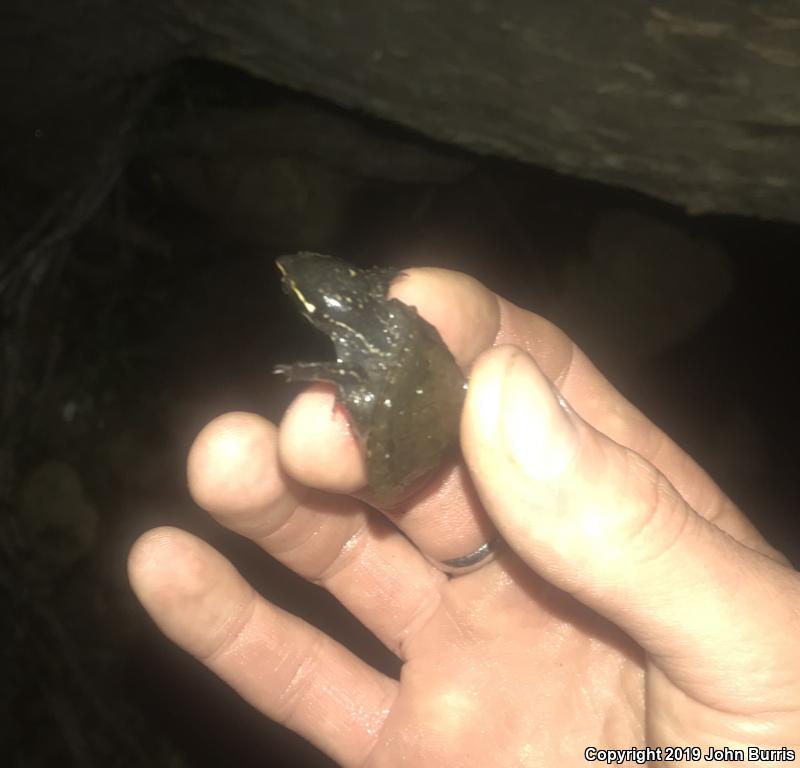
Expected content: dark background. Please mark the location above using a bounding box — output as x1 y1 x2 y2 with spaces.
2 19 799 768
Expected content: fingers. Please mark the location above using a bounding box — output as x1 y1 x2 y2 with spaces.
462 345 800 710
188 412 447 656
128 528 396 767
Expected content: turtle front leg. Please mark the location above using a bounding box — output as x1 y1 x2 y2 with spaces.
273 361 375 435
273 361 362 386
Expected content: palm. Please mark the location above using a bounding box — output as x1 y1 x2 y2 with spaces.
367 562 643 764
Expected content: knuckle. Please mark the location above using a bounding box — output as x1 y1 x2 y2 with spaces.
620 448 692 566
199 585 259 664
274 634 327 726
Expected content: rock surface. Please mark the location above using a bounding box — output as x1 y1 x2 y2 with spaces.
168 0 800 222
3 1 799 222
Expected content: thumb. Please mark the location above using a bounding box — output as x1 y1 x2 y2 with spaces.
462 345 800 713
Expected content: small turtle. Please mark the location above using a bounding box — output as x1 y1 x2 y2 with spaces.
274 252 466 503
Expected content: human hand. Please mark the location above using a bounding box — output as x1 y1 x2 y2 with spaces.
129 265 800 765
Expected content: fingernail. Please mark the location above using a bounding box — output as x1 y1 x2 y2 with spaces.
501 352 578 481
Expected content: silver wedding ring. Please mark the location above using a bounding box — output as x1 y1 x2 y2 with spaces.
435 539 500 574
